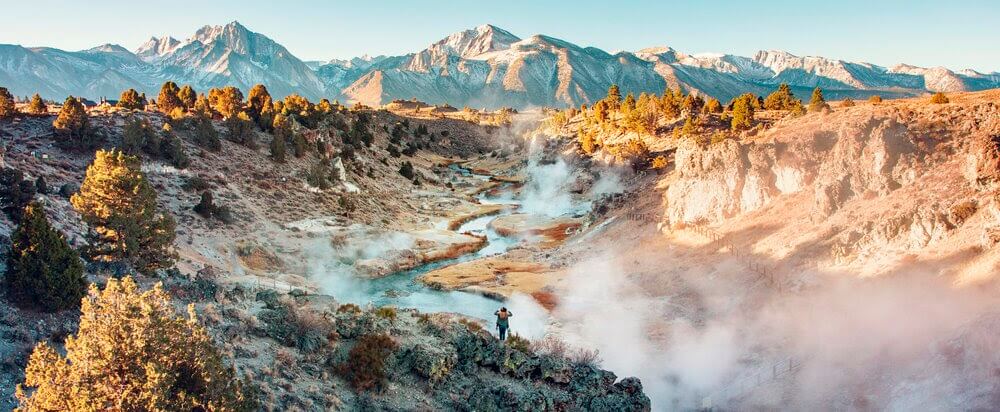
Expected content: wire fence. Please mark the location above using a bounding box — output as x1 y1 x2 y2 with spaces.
685 224 784 294
701 357 803 410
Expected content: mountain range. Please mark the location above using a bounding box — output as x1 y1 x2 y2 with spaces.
1 21 997 109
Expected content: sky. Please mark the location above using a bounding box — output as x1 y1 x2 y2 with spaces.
1 0 997 72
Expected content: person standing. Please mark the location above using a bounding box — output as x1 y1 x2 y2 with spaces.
495 307 512 341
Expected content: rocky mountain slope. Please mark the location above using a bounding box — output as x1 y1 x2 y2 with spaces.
523 90 1000 410
2 22 997 108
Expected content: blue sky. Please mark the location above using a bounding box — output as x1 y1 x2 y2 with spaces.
2 0 997 72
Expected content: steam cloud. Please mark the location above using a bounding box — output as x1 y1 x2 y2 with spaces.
545 250 1000 410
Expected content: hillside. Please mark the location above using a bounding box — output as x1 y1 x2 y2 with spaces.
0 102 650 410
2 22 998 108
498 90 1000 409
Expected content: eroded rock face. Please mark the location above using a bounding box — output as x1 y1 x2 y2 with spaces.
666 115 928 226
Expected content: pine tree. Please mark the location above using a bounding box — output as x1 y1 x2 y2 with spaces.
763 83 800 111
156 81 183 114
703 98 722 114
117 88 145 111
730 93 757 131
930 92 949 104
160 125 190 169
53 96 95 148
14 277 257 411
71 150 176 274
177 85 197 109
26 94 47 115
622 93 636 114
808 87 829 112
605 84 622 111
0 86 15 119
2 201 86 312
269 133 287 163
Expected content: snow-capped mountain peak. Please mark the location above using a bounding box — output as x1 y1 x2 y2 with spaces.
136 36 181 60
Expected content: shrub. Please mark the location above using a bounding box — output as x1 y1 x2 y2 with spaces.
183 175 211 192
340 334 397 392
841 98 856 107
34 176 48 195
337 303 361 314
569 348 602 367
930 92 949 104
506 333 532 354
398 161 415 180
651 155 669 169
950 200 977 225
225 112 257 148
458 318 484 334
15 277 257 411
531 336 568 357
2 201 86 312
194 115 221 151
374 306 397 322
0 168 36 222
869 95 883 104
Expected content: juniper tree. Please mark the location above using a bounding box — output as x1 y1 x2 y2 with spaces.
53 96 95 148
225 111 257 148
930 92 949 104
71 150 176 274
2 201 86 312
27 94 47 115
194 114 221 151
157 81 183 114
35 176 47 195
841 98 856 107
208 86 244 119
117 88 145 111
15 277 256 411
177 85 197 109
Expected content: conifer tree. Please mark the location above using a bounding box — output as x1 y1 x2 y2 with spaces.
159 125 190 169
808 87 829 112
194 115 221 151
605 84 622 111
730 93 757 131
193 93 213 117
622 93 636 114
157 81 183 114
763 83 800 111
117 88 145 111
177 85 197 109
841 98 856 107
225 111 256 148
2 201 86 312
703 98 723 114
869 95 883 104
53 96 95 148
0 168 37 223
27 94 47 115
0 87 15 119
258 97 276 132
930 92 949 104
71 150 176 274
247 84 271 121
15 277 256 411
121 116 155 155
208 86 245 119
660 88 681 119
